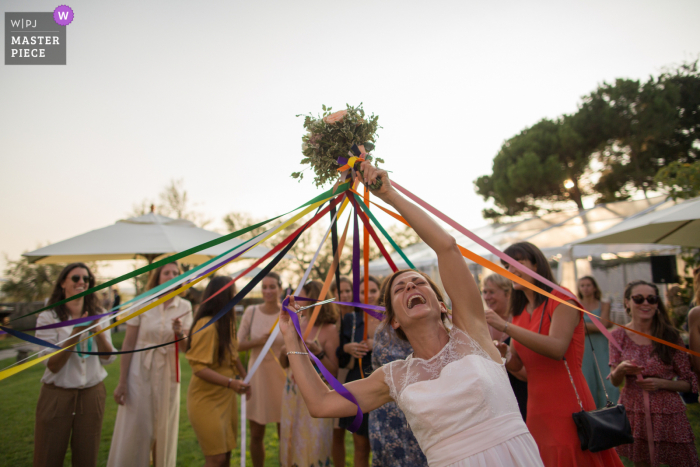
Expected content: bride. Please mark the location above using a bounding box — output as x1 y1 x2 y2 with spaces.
279 162 544 467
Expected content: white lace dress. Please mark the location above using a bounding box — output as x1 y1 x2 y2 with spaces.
382 327 544 467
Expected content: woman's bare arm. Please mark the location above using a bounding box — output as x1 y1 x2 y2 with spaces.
504 301 580 361
359 163 491 345
585 301 611 333
280 298 391 418
505 339 524 372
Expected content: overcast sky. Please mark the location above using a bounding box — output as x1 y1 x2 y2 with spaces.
2 0 699 279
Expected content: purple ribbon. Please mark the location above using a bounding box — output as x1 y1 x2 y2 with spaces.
283 296 363 432
2 237 261 336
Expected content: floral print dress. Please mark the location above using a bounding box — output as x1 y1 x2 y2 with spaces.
609 327 699 467
369 326 428 467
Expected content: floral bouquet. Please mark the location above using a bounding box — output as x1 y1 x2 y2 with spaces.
292 103 384 189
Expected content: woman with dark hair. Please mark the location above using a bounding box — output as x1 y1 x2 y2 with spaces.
484 241 623 466
279 280 339 467
331 275 355 320
279 164 545 467
335 275 382 467
108 261 193 467
236 271 286 467
577 275 619 408
34 262 116 467
186 276 249 467
369 276 428 467
609 280 699 467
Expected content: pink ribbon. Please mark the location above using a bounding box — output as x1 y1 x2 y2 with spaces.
392 180 654 460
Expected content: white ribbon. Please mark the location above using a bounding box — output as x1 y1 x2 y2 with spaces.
240 202 342 463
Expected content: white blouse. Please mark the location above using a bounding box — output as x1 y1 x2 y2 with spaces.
36 310 117 389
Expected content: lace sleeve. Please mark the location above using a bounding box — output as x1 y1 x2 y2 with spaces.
382 360 403 402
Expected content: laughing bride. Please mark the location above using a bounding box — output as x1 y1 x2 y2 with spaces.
278 162 544 467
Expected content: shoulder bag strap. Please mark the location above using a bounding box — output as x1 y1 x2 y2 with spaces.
537 296 584 411
583 315 613 406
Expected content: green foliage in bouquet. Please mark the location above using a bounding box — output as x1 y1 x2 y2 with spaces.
293 103 383 188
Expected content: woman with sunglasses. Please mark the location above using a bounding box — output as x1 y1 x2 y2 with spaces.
108 261 193 467
484 242 623 467
609 280 699 467
34 263 116 467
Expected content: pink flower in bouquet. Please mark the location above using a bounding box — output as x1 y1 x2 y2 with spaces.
323 110 347 124
309 133 322 145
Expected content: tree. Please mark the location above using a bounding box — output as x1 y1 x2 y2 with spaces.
474 117 593 218
655 160 700 199
222 212 270 241
586 77 681 201
129 179 211 227
0 254 98 303
474 60 700 217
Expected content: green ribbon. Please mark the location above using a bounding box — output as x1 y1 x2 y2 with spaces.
351 193 415 269
13 182 351 321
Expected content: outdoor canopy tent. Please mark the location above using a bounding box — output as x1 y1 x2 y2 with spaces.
575 195 700 248
368 195 680 278
23 212 272 265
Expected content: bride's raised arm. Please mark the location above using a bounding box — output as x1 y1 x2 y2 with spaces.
358 162 489 339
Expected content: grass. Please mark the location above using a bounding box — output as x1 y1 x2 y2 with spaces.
2 330 699 466
0 334 33 351
0 330 355 467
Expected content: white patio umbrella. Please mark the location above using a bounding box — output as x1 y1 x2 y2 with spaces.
23 212 273 265
576 196 700 248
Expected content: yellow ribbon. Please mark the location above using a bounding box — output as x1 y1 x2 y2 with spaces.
0 195 335 381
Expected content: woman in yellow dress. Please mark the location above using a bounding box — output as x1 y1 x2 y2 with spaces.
187 276 250 467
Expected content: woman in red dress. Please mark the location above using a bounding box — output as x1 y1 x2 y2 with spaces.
485 242 623 467
609 280 699 467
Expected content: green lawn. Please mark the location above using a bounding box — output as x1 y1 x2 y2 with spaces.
0 330 354 467
0 333 33 351
1 331 699 466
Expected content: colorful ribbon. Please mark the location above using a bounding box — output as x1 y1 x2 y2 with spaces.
283 296 364 432
11 182 352 323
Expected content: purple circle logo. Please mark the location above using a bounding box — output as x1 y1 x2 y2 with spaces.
53 5 74 26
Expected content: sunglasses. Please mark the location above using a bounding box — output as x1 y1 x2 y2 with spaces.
70 275 90 284
630 294 659 305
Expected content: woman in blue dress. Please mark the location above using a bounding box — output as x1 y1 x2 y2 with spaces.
578 275 619 408
370 321 428 467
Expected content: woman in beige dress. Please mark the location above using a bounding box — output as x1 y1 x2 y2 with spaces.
237 271 286 467
108 262 193 467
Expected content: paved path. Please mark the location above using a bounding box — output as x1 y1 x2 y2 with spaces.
0 344 41 362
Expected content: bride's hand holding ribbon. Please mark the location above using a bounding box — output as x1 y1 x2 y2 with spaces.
357 161 394 200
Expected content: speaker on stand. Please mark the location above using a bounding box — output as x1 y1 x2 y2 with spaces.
650 255 680 284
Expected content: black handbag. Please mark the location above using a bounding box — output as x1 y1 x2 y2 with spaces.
538 298 634 453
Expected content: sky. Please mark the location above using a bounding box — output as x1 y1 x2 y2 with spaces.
1 0 699 281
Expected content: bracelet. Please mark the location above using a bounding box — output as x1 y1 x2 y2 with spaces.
287 351 309 356
227 378 232 389
314 350 326 360
503 322 509 334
